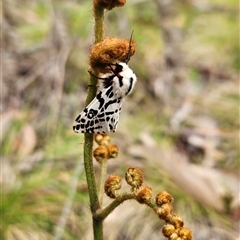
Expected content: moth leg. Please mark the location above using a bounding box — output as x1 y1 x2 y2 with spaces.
88 70 107 80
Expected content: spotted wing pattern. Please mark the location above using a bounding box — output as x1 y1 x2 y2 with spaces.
73 85 123 133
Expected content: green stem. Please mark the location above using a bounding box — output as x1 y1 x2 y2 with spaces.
94 5 104 43
83 2 105 240
94 193 136 221
84 133 103 238
94 194 159 222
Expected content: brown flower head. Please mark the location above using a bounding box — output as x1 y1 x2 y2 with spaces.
156 203 173 220
156 191 173 207
94 134 111 146
162 224 175 237
136 185 152 204
95 0 126 10
107 144 119 158
125 167 143 190
93 145 109 163
168 233 178 240
104 174 122 198
176 227 193 240
169 214 184 229
90 37 136 74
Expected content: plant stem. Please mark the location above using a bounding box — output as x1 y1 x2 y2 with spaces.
94 193 136 221
94 5 104 43
84 133 103 239
98 160 108 206
83 2 105 240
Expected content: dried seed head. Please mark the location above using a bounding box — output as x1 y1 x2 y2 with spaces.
104 174 122 198
94 0 126 10
107 144 119 158
136 185 152 204
90 37 136 74
125 167 143 190
157 203 173 220
156 191 173 207
94 133 104 144
176 227 193 240
168 233 178 240
93 145 109 163
94 134 111 146
169 214 184 229
162 224 175 237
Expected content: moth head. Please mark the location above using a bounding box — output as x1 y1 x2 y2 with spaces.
113 63 123 73
109 62 130 75
117 62 129 71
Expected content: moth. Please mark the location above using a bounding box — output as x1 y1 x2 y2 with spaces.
73 34 137 134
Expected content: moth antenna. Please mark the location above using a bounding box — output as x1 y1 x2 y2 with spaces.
125 30 134 64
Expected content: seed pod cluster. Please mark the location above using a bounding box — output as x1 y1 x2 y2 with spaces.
90 37 136 74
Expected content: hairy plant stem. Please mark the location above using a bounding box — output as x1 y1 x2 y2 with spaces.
94 5 104 43
83 3 104 240
94 193 136 221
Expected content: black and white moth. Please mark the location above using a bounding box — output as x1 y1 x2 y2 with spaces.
73 35 137 134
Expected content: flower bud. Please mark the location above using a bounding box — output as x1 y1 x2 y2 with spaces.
93 145 109 163
107 144 119 158
168 233 178 240
94 134 110 146
156 203 173 220
136 186 152 204
176 227 193 240
125 167 143 190
169 214 184 229
162 224 175 237
104 174 122 198
155 191 173 207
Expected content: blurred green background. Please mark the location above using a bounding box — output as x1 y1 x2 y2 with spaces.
2 0 239 239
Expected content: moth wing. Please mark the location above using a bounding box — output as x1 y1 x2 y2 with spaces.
73 85 123 133
101 96 123 133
